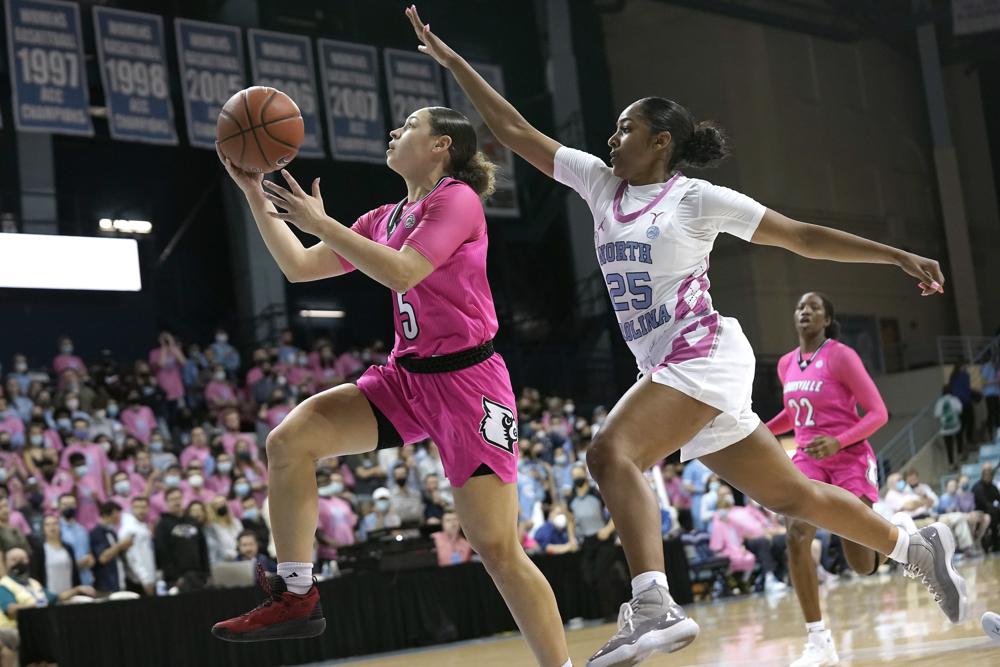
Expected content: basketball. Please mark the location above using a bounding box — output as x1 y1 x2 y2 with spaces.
216 86 304 173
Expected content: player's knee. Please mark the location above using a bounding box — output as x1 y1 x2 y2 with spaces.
265 421 312 467
470 534 521 574
586 433 625 479
786 520 815 549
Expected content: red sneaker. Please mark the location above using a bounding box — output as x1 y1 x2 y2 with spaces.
212 564 326 642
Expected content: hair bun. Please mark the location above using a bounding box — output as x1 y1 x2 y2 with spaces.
681 121 729 168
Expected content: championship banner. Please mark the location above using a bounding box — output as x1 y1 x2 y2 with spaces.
5 0 93 135
317 39 386 164
382 48 445 128
174 18 245 149
248 29 323 158
446 62 520 217
93 7 177 145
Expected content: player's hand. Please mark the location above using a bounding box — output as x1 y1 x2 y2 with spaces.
216 143 263 196
263 170 329 237
405 5 458 68
896 251 945 297
805 435 841 460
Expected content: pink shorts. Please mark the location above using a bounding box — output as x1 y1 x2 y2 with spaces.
792 442 879 503
356 353 519 487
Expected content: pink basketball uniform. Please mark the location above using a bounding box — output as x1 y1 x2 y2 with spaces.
339 178 518 487
767 339 888 502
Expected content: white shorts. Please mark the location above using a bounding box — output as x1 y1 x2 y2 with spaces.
647 313 761 461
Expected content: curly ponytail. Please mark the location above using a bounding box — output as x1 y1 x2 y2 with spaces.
426 107 498 199
633 97 731 171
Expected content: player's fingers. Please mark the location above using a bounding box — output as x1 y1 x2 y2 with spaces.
280 169 306 196
262 179 292 199
312 178 322 201
263 192 291 209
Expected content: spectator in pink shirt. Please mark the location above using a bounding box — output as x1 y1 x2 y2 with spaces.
233 440 267 495
66 452 106 530
431 509 473 567
37 458 72 510
311 344 343 392
60 418 111 495
180 426 212 471
286 352 314 395
726 501 788 592
205 365 238 416
258 390 293 432
52 337 85 376
121 391 156 445
316 470 356 562
149 331 187 404
147 464 183 524
244 349 269 391
182 463 214 505
708 487 758 585
205 453 234 497
110 470 139 508
129 449 157 496
220 410 259 460
334 349 364 382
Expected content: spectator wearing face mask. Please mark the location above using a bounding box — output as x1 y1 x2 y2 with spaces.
204 365 238 418
88 402 126 447
58 494 95 586
119 497 156 595
389 464 424 524
238 496 269 551
109 471 137 509
316 471 356 562
60 420 111 494
149 465 184 524
0 547 96 637
16 481 45 537
568 467 621 617
352 453 387 498
681 459 714 532
534 505 578 555
65 453 106 531
431 510 472 567
121 392 157 445
37 459 72 510
209 329 240 375
699 475 724 530
182 465 213 506
205 495 243 564
551 446 575 500
3 378 32 425
206 453 234 497
236 530 277 572
249 359 282 408
312 344 344 392
148 432 178 472
149 331 186 407
287 352 314 394
90 501 131 593
154 488 209 588
421 473 449 525
258 389 293 432
52 337 85 377
129 450 156 497
708 486 758 585
8 355 31 394
360 488 401 541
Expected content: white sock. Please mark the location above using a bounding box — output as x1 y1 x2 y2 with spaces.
806 620 826 635
888 528 910 564
277 561 313 594
558 661 572 667
631 571 668 598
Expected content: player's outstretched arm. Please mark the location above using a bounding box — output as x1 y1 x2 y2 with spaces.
406 5 562 178
751 208 946 297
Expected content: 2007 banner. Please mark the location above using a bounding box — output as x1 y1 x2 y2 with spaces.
5 0 93 135
317 39 386 164
174 18 245 150
93 6 177 145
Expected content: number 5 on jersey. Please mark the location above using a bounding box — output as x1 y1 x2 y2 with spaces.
396 292 419 340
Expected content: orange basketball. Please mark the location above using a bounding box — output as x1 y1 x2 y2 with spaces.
216 86 304 173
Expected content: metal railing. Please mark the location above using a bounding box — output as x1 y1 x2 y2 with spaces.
875 402 938 478
937 335 998 366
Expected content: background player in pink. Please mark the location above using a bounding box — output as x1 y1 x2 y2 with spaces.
407 6 967 666
210 105 573 666
766 292 890 667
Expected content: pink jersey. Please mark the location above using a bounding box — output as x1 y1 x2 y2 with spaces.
149 348 185 401
316 496 357 560
339 178 498 357
121 406 156 445
767 339 888 450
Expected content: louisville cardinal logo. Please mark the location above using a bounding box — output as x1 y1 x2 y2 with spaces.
479 397 518 454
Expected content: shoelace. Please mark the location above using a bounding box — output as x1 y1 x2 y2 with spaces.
241 562 280 617
614 600 638 638
903 562 942 603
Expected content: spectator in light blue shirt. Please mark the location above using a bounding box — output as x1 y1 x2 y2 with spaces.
58 494 95 587
682 459 713 531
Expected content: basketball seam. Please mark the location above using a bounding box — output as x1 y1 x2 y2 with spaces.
217 109 247 145
217 113 302 143
259 91 301 151
260 118 301 150
244 90 270 169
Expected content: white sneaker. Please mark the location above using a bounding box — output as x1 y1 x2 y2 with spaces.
983 611 1000 642
765 573 788 592
891 512 919 535
790 630 839 667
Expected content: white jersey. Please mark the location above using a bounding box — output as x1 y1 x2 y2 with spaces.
554 147 765 374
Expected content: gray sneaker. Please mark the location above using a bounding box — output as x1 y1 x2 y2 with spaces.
903 522 968 623
586 584 699 667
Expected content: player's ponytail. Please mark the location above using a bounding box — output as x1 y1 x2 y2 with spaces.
427 106 497 199
815 292 840 339
634 97 730 171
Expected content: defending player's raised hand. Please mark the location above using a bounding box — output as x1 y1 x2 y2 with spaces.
405 5 457 67
896 251 945 296
262 170 328 237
